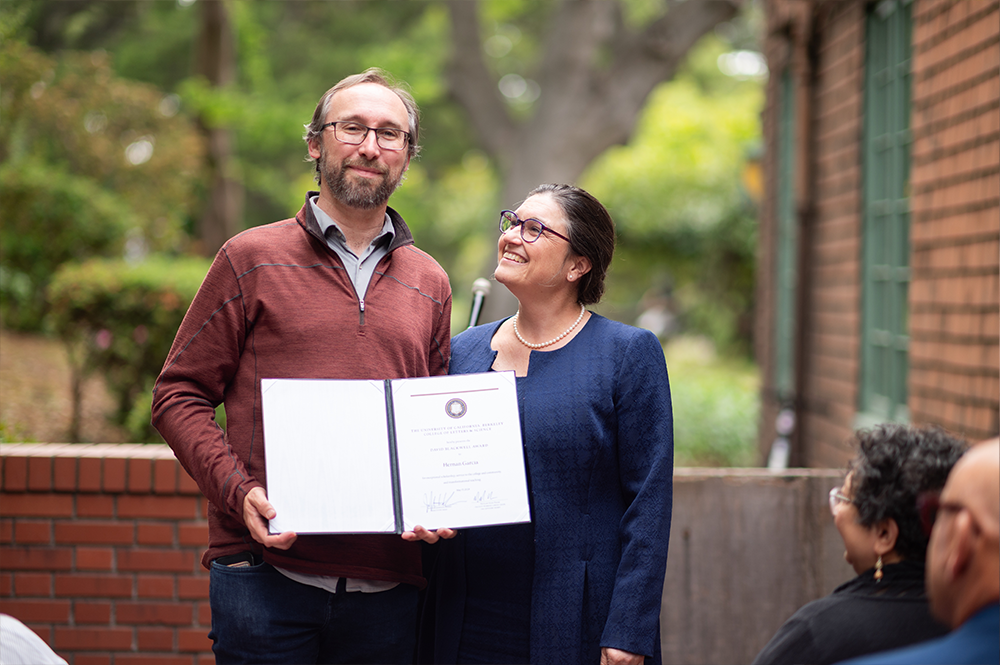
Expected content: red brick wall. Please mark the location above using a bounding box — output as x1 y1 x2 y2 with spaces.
758 0 1000 467
909 0 1000 437
0 443 213 665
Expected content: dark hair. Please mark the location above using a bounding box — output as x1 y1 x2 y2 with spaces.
303 68 420 182
527 183 615 306
848 424 967 561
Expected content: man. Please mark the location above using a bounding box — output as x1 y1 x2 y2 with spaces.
839 437 1000 665
152 68 453 664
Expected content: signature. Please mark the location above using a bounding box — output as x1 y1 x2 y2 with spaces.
473 491 496 504
423 491 463 511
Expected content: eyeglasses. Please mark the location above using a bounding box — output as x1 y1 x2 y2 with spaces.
321 121 409 151
917 491 968 537
828 487 853 515
499 210 570 244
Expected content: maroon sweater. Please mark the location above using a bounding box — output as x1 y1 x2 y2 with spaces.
152 195 452 586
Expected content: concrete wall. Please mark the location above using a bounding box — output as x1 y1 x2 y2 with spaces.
662 468 851 665
2 445 854 665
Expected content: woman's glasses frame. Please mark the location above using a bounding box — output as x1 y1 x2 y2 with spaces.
828 487 853 516
499 210 571 244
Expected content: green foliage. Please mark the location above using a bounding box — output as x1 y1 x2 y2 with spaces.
582 34 763 354
665 336 760 467
0 161 133 330
0 38 205 330
47 255 212 442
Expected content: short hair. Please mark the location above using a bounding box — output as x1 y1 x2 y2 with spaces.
303 68 420 181
848 424 967 561
526 183 616 306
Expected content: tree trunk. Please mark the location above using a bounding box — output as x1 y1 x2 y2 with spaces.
195 0 243 256
446 0 741 322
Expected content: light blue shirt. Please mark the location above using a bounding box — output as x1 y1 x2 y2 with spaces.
309 196 394 300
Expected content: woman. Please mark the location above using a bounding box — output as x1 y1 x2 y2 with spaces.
420 184 674 665
751 424 967 665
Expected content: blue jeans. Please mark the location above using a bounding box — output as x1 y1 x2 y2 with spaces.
209 560 418 664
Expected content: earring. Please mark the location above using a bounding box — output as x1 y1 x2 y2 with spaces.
874 555 883 582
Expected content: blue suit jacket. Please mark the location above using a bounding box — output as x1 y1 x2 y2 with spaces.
837 603 999 665
420 315 674 664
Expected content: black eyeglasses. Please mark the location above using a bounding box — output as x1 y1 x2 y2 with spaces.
917 491 969 537
499 210 570 244
321 121 409 151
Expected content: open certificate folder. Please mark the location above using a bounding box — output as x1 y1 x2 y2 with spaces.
261 371 531 534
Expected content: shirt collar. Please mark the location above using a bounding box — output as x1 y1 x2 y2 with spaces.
309 196 395 248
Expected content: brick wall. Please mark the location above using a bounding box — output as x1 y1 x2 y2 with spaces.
758 0 1000 467
909 0 1000 437
0 443 213 665
2 445 853 665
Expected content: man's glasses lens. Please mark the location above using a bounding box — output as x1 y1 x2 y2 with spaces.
330 122 407 150
918 492 941 536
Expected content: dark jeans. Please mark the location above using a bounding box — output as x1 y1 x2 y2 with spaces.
209 560 418 664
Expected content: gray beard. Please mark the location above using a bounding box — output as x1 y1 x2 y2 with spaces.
323 156 402 210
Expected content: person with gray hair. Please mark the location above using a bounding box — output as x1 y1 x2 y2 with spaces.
752 424 967 665
838 437 999 665
152 68 453 664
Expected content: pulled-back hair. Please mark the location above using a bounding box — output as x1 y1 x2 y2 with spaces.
527 183 615 306
848 424 967 561
303 68 420 182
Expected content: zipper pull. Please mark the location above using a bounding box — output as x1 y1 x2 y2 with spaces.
359 299 365 325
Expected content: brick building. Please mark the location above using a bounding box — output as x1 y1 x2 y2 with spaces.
756 0 999 466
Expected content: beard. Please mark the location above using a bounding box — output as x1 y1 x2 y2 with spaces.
320 150 405 210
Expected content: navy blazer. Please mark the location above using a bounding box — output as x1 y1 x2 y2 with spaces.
421 314 673 664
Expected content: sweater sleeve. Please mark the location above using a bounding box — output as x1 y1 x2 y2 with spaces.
600 329 674 658
430 290 452 376
150 247 262 524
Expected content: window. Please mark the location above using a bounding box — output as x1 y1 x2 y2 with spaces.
859 0 912 425
774 67 797 400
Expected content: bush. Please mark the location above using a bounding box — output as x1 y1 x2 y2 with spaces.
665 336 761 467
0 162 134 330
47 255 211 442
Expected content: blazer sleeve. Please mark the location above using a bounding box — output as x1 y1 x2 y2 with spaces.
601 329 674 658
150 247 262 524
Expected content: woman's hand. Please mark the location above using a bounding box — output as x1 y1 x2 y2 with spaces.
600 647 644 665
401 525 458 543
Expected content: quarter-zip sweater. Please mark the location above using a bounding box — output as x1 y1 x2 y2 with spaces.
152 192 452 587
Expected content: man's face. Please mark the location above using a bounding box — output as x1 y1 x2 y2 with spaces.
310 82 410 209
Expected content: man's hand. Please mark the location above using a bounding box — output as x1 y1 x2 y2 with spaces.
243 487 297 550
401 525 458 544
600 647 644 665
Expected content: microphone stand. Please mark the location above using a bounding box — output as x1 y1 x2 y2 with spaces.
467 278 491 329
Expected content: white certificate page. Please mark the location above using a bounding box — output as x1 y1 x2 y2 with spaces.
261 378 398 534
392 371 531 531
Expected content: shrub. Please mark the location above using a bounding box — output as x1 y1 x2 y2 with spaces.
47 255 211 442
0 162 134 330
665 336 761 467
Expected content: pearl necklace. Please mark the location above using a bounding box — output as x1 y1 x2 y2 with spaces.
513 304 586 349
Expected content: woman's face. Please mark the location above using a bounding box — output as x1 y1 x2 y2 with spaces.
494 193 575 294
833 472 880 575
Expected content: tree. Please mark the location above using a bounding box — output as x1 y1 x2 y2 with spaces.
444 0 742 319
193 0 242 256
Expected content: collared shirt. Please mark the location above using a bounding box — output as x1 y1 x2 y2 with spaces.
272 198 399 594
309 196 394 301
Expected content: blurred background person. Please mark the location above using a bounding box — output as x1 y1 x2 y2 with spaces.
420 184 673 665
752 424 967 665
839 437 999 665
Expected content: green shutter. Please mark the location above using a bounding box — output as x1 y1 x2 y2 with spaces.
775 68 797 399
859 0 911 425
